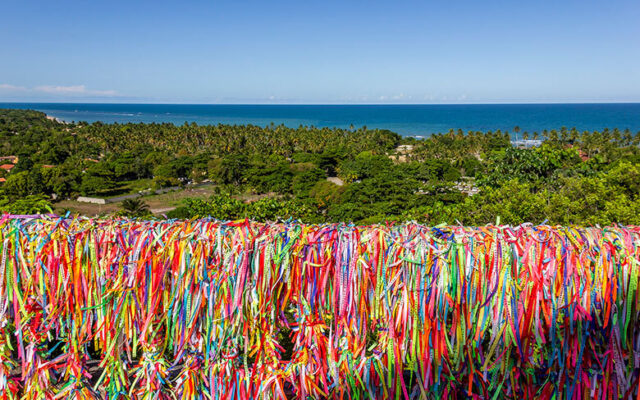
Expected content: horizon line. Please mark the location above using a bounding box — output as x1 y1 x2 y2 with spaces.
2 100 640 106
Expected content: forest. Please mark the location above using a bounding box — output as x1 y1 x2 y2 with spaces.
1 108 639 225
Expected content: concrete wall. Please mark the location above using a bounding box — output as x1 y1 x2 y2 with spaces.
76 197 107 205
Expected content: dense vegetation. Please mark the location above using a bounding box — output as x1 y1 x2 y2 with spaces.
1 108 639 225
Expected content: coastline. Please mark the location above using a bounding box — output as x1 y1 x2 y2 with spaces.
45 114 65 124
5 102 638 136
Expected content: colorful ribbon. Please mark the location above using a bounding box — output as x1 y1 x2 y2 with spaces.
0 215 639 398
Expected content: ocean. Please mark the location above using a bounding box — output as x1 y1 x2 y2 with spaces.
2 103 639 136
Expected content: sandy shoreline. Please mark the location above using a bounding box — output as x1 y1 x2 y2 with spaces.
45 114 65 123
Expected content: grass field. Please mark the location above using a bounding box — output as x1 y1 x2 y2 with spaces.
54 184 276 216
55 184 219 216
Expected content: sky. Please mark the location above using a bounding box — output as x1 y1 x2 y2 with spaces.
1 0 639 104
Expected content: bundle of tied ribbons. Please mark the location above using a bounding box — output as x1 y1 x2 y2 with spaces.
0 215 639 399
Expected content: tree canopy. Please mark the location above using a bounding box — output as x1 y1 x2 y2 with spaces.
1 108 639 225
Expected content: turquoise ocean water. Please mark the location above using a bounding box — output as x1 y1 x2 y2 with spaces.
2 103 639 136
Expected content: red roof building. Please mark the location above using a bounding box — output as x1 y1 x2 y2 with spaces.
0 164 15 171
0 156 18 163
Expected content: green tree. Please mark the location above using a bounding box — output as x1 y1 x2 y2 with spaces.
3 170 46 197
0 195 52 214
80 162 117 195
119 198 151 218
208 154 247 185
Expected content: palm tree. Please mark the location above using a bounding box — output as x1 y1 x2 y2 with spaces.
560 127 568 143
622 129 632 146
569 128 578 144
121 198 150 217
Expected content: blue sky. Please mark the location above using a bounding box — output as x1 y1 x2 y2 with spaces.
1 0 639 104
